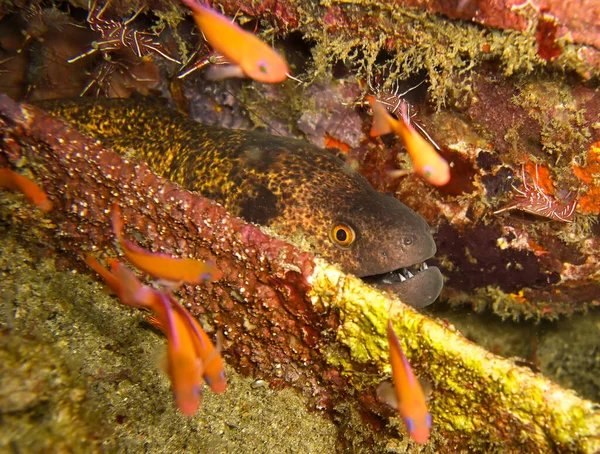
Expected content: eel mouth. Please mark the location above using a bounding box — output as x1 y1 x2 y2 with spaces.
362 262 443 309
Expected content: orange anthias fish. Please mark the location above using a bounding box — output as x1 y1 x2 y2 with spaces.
148 302 227 394
175 306 227 393
111 205 223 285
142 289 204 416
0 168 53 211
85 256 211 415
181 0 289 83
386 319 432 444
366 96 450 187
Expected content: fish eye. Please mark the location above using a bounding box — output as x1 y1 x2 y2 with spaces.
330 223 356 248
423 165 434 180
257 60 269 74
403 236 414 246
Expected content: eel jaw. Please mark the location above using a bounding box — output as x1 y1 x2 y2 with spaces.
362 263 443 309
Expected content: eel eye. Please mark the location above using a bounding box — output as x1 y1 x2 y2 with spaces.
330 223 356 248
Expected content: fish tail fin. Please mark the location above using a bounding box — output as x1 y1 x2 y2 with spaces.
111 203 124 241
112 262 148 308
205 329 223 366
147 314 164 332
202 329 227 393
366 96 393 137
204 64 245 81
376 379 399 410
85 254 121 295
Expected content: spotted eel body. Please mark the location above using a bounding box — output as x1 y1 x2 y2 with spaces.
38 98 443 308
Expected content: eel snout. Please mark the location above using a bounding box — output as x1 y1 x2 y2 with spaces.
351 194 443 309
363 263 444 309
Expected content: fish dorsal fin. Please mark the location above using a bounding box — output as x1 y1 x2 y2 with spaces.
376 379 399 410
366 96 393 137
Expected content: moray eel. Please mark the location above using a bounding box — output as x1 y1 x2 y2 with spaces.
37 98 443 308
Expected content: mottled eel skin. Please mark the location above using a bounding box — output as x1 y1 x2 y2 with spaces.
37 98 442 308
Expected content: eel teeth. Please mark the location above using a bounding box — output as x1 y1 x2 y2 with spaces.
373 262 432 286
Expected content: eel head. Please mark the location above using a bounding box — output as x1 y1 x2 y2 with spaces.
324 191 443 309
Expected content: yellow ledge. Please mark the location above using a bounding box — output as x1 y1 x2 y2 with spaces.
310 259 600 453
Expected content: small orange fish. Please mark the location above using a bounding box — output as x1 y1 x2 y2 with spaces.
171 304 227 393
386 319 432 444
148 291 204 416
367 96 450 187
86 255 165 313
0 168 53 211
112 205 223 285
149 303 227 393
181 0 289 83
131 286 203 416
87 257 205 416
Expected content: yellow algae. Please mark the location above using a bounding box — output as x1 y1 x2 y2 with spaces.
308 258 600 452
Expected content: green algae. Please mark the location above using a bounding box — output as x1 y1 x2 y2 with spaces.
301 2 578 109
434 306 600 404
511 78 591 162
556 212 599 249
